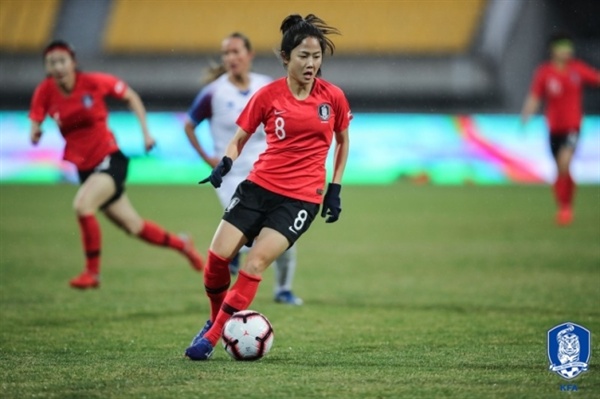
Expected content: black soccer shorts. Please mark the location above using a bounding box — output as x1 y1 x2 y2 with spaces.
78 150 129 209
549 131 579 159
222 180 320 247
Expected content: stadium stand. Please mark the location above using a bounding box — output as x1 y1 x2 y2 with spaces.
0 0 597 112
0 0 61 52
104 0 485 54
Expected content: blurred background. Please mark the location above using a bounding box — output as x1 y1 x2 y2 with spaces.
0 0 599 185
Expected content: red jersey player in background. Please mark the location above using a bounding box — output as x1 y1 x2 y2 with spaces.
521 32 600 225
29 40 204 289
185 14 351 360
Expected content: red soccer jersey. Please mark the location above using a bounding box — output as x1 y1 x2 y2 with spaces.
236 77 352 204
530 59 599 134
29 72 127 170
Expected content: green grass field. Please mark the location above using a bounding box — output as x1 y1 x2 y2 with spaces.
1 184 598 398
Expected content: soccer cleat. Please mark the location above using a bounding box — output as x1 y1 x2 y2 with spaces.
180 234 204 272
556 207 573 226
274 290 303 306
185 337 214 361
69 271 99 289
188 320 213 348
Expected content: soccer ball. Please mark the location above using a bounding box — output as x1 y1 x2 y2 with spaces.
222 310 274 361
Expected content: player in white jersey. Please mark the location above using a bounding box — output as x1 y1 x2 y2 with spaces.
184 33 302 305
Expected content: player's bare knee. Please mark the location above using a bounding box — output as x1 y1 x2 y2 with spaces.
243 255 269 275
73 196 94 216
121 218 142 235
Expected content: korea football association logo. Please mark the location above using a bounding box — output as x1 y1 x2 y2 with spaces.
317 103 331 121
547 322 590 380
82 94 94 108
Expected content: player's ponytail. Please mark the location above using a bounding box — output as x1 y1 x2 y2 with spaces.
202 63 227 85
279 14 340 76
202 32 253 84
280 14 304 36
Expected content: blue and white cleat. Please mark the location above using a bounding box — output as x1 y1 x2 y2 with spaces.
185 337 215 361
188 320 212 348
274 290 303 306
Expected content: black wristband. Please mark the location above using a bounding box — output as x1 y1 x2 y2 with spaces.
327 183 341 196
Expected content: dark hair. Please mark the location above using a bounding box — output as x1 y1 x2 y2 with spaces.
43 39 76 59
279 14 340 76
548 31 574 49
203 32 253 84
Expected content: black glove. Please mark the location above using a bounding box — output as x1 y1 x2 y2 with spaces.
199 156 232 188
321 183 342 223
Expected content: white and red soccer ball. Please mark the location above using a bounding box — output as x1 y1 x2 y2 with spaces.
222 310 274 361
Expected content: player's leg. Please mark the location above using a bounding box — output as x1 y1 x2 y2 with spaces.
185 220 248 359
70 172 116 288
202 179 263 322
273 244 303 305
201 227 289 347
103 194 204 271
551 133 577 225
216 174 245 275
203 220 248 321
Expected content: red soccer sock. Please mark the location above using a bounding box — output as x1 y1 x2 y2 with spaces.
204 250 231 321
78 214 101 275
553 175 566 208
138 220 185 251
564 173 575 208
554 175 573 209
204 270 262 346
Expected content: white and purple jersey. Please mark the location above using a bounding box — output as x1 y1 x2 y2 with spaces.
187 72 272 207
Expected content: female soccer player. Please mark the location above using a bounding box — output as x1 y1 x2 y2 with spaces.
29 40 204 289
185 14 351 360
184 32 303 305
521 32 600 225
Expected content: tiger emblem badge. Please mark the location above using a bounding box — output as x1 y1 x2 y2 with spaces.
317 103 331 121
548 322 590 380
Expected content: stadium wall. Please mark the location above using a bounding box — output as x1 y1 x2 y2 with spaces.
1 111 598 186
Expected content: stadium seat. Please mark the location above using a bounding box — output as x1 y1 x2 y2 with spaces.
0 0 61 52
104 0 486 54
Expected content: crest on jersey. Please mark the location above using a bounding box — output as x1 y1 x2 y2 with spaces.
547 322 590 380
225 197 240 213
82 94 93 108
547 78 562 96
318 104 331 121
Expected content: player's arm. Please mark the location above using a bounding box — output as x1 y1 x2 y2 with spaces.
578 62 600 86
184 120 219 168
29 83 47 146
521 94 541 125
198 127 251 187
122 87 155 152
321 128 349 223
331 128 349 184
29 120 42 145
224 127 251 162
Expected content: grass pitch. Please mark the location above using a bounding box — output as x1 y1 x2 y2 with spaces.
1 184 598 398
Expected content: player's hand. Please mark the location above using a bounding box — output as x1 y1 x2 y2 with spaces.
321 183 342 223
144 135 156 152
30 129 42 145
199 156 232 188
